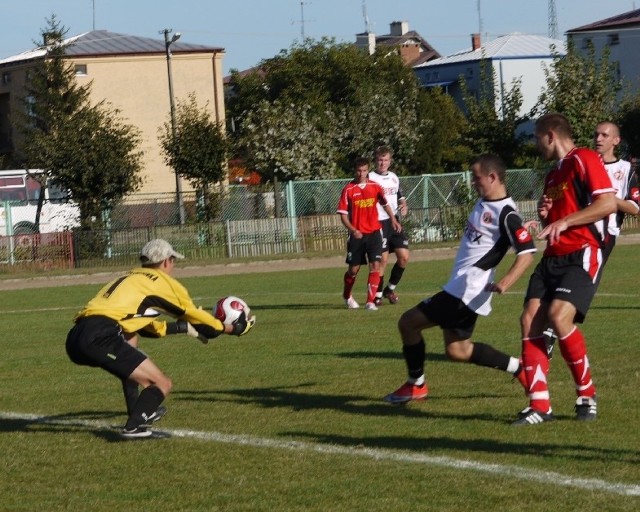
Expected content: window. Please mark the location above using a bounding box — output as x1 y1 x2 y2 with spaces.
582 37 592 49
608 33 620 45
1 72 10 85
75 64 87 76
466 67 473 78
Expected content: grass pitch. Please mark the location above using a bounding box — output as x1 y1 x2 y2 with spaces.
0 245 639 511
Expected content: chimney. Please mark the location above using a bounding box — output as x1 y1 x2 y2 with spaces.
471 33 481 51
390 21 409 36
356 32 376 55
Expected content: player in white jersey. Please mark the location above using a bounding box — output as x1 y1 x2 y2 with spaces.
594 121 640 261
368 146 410 306
384 154 536 404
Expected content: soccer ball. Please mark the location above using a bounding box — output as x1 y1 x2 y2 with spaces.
214 296 250 326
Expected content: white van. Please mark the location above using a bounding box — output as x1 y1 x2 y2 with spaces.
0 169 80 235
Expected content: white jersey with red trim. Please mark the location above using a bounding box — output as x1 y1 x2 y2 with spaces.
443 196 536 316
604 159 640 236
368 170 403 221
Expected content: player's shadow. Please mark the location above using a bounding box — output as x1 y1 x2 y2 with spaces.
590 305 640 310
249 304 340 311
334 351 449 362
174 384 506 423
0 410 169 443
282 431 640 466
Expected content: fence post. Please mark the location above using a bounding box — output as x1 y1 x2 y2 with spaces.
285 181 298 240
422 175 429 210
225 219 232 258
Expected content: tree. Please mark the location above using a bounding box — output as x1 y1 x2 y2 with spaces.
239 99 339 181
617 96 640 158
410 87 470 173
460 61 527 167
16 15 143 231
228 38 423 178
532 40 621 147
159 93 229 221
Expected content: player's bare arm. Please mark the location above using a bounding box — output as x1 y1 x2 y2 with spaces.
537 192 616 245
617 196 640 215
339 213 362 239
485 252 535 294
398 199 409 217
383 204 402 232
537 194 552 223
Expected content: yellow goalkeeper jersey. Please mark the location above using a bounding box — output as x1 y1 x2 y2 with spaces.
74 267 225 338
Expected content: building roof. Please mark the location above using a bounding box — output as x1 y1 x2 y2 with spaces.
0 30 224 66
415 33 565 68
567 9 640 33
373 30 440 59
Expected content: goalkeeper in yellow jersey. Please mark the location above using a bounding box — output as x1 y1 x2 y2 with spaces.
65 239 256 438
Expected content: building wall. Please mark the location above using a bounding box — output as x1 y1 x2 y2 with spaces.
491 57 554 116
0 51 226 195
74 51 225 194
569 28 640 98
416 56 554 119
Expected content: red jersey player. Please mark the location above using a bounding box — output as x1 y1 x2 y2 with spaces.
514 113 616 426
337 157 400 311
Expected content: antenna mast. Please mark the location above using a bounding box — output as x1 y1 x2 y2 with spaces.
548 0 558 39
477 0 484 36
362 0 372 33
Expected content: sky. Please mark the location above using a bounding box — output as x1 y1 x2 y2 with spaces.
1 0 638 75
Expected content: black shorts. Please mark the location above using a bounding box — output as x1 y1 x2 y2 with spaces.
524 248 602 323
416 290 478 339
380 217 410 253
65 316 147 379
346 231 383 266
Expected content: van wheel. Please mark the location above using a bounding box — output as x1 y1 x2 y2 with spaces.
13 221 38 235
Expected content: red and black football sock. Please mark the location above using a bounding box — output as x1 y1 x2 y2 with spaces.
343 271 356 299
367 271 380 303
522 335 551 412
559 326 595 398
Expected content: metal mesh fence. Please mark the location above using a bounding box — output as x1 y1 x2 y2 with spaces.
0 167 637 270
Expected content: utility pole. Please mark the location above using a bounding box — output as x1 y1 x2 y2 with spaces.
160 28 186 225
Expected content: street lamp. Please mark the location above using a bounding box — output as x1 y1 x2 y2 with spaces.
161 28 186 225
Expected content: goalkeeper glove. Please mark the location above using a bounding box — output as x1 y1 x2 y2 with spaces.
231 311 256 336
175 320 209 344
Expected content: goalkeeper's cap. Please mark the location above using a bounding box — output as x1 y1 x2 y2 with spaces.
140 239 185 264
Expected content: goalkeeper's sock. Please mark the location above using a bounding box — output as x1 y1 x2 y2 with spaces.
125 385 165 430
121 378 139 415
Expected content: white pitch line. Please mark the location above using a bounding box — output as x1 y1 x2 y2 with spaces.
2 411 639 497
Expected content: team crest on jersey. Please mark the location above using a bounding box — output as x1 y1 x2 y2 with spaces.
482 211 493 224
614 170 624 181
515 227 532 243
